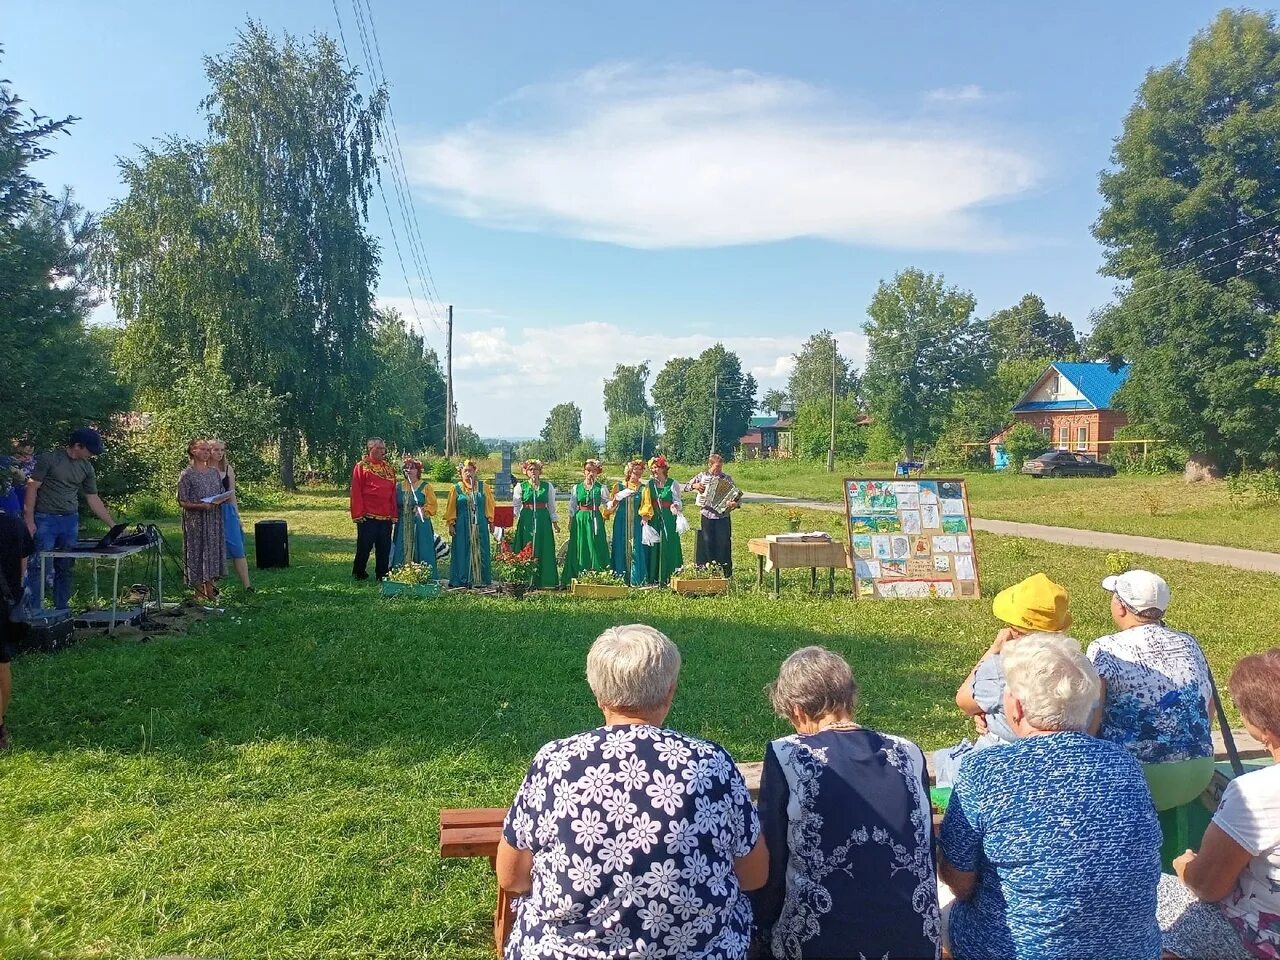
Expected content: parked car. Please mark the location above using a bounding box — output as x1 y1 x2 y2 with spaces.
1022 450 1117 478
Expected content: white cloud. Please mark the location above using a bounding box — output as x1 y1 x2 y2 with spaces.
445 314 867 437
406 64 1037 251
924 84 988 103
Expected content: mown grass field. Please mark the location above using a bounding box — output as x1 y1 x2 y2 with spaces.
2 490 1277 959
662 460 1280 552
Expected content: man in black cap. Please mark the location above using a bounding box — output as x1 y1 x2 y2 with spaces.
23 428 116 611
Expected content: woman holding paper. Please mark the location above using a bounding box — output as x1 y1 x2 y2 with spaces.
209 439 253 592
176 439 227 602
609 459 649 586
643 455 684 585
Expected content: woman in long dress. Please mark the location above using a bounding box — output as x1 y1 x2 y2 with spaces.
176 439 227 602
512 459 559 589
609 459 649 586
445 459 494 588
559 459 611 585
643 455 684 585
391 458 439 578
208 439 253 592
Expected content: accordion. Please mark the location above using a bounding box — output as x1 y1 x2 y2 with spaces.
695 474 741 514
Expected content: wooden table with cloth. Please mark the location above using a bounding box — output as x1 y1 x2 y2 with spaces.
748 537 850 598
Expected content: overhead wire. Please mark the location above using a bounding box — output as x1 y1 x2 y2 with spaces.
356 0 448 327
330 0 428 337
348 0 447 338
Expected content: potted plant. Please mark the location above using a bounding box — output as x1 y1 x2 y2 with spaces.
381 562 442 598
785 507 804 532
571 569 630 599
492 541 537 598
669 562 730 596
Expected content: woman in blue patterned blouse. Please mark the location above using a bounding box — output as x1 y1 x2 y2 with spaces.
938 632 1163 960
751 646 940 959
495 624 769 960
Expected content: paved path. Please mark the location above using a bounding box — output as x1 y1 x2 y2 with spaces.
740 492 1280 575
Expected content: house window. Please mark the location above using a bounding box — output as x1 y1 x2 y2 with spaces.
1051 373 1061 396
1076 425 1089 451
1041 425 1051 439
1058 425 1069 449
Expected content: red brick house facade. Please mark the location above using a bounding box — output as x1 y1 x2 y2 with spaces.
991 362 1131 462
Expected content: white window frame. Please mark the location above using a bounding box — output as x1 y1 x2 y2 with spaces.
1076 425 1089 451
1058 425 1070 450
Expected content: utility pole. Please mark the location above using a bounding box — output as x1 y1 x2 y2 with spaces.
710 373 719 456
826 338 838 473
445 305 454 456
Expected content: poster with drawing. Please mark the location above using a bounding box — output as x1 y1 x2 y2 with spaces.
844 476 982 601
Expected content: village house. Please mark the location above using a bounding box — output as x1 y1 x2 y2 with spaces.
990 361 1131 463
738 412 794 459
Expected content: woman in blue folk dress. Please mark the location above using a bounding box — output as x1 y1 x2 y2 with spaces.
608 458 649 586
391 458 439 578
444 460 494 587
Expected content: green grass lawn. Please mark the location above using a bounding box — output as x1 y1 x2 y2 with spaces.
2 491 1276 959
674 460 1280 552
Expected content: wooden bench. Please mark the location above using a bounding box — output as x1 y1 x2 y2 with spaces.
440 730 1268 955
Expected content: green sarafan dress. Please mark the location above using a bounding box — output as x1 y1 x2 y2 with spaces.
560 480 611 585
513 479 559 589
645 477 684 585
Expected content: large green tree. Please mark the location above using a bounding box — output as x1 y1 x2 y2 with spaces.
602 363 656 461
862 269 990 460
652 346 756 462
100 22 389 487
0 61 127 453
1092 9 1280 468
988 294 1080 363
540 402 583 460
787 331 859 409
365 308 446 453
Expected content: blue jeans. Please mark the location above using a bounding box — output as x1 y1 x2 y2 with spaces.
26 512 79 611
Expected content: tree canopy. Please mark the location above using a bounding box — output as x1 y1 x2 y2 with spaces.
787 331 859 409
100 22 389 485
862 269 990 460
1092 8 1280 468
602 363 656 461
540 402 583 461
988 294 1080 363
0 56 128 450
652 346 756 462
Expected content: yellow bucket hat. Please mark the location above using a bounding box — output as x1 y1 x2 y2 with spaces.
991 572 1071 632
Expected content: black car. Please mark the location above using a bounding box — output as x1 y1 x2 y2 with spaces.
1021 450 1117 478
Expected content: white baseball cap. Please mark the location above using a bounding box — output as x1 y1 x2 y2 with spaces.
1101 570 1170 615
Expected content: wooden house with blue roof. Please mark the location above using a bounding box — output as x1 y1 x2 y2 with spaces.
991 361 1131 462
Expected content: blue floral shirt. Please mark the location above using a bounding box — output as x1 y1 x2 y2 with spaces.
1086 623 1213 763
939 732 1162 960
502 724 760 960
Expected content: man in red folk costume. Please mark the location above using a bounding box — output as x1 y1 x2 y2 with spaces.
350 437 398 581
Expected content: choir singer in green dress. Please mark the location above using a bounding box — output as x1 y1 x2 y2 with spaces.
512 459 560 589
560 459 611 585
644 455 684 585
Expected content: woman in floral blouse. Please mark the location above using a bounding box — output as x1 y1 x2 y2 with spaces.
496 624 768 959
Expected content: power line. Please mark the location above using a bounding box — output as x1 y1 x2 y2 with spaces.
330 0 424 333
356 0 448 321
349 0 447 337
1118 202 1280 278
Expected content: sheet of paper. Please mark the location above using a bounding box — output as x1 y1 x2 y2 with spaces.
955 554 976 581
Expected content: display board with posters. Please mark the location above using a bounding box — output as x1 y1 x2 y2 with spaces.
843 478 982 600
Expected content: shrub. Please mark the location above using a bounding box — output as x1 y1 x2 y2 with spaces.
568 438 602 466
862 423 902 463
1105 551 1135 576
1002 424 1048 469
1106 424 1186 475
431 460 457 483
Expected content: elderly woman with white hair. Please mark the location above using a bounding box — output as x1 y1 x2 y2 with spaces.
938 632 1163 960
751 646 941 959
496 624 768 960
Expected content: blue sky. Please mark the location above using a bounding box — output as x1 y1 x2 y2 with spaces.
6 1 1238 436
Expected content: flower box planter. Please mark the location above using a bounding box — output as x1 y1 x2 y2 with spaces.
570 580 629 599
380 580 442 598
670 577 730 596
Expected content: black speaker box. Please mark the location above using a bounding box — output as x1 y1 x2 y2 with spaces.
254 519 290 569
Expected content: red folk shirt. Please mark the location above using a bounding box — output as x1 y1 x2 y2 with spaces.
350 456 397 520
